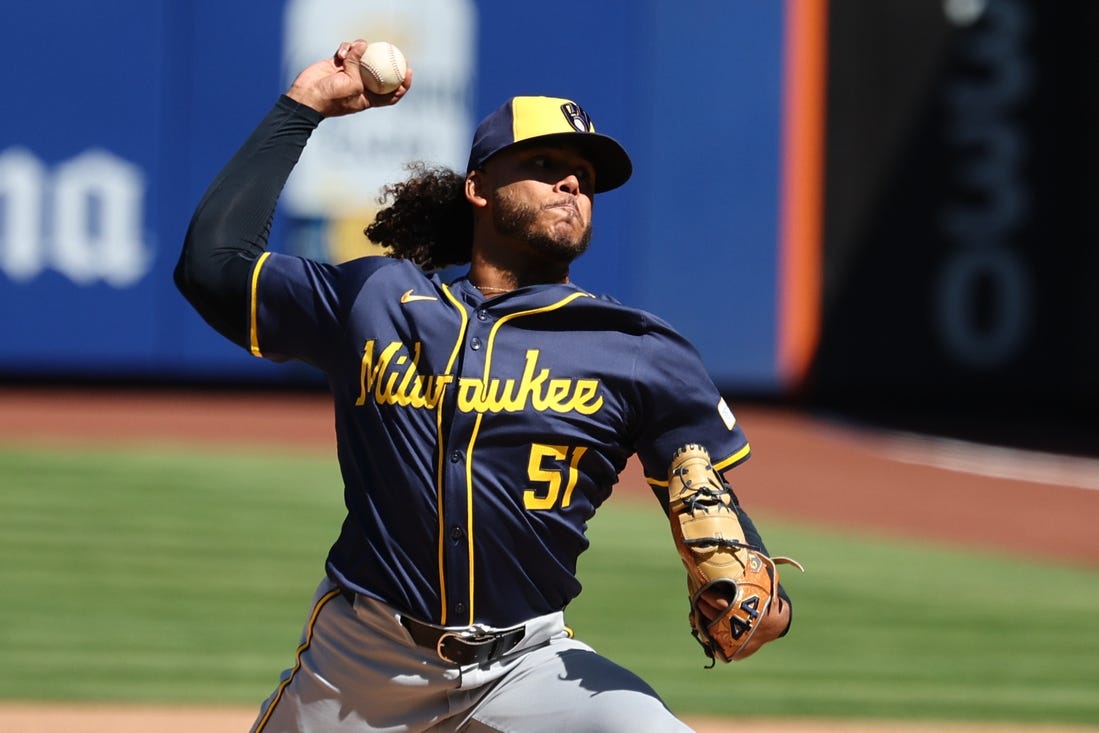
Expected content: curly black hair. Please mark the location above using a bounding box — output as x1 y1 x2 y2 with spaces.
364 162 472 271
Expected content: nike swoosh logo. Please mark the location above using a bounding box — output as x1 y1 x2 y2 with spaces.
400 289 438 304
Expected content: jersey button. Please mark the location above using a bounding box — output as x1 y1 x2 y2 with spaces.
476 309 488 321
449 525 464 543
470 337 482 351
454 602 466 615
450 450 462 463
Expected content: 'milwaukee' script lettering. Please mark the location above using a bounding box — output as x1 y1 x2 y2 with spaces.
355 340 604 415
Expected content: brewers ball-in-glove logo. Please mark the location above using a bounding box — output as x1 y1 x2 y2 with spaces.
560 102 595 133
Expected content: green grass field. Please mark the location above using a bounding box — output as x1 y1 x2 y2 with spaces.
1 445 1097 726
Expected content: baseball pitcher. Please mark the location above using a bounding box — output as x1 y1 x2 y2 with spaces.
176 39 799 733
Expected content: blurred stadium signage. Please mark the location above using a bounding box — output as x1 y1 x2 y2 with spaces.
811 0 1097 412
935 0 1033 369
0 148 150 287
280 0 476 264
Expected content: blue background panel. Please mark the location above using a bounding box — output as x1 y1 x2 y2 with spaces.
0 0 788 391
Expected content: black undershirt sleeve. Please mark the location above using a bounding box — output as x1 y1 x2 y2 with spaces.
733 500 794 623
174 95 325 348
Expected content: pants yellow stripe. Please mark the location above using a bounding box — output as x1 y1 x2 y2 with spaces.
252 588 342 733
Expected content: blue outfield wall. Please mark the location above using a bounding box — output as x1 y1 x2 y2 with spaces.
0 0 788 393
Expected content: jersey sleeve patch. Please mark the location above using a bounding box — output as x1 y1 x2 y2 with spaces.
717 397 737 431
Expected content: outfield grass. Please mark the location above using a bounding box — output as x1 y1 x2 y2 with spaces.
1 446 1096 726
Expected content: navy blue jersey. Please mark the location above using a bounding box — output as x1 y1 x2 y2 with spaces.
250 252 749 627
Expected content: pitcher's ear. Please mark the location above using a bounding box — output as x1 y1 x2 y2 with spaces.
466 170 489 208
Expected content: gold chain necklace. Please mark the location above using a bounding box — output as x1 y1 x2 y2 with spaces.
474 284 511 294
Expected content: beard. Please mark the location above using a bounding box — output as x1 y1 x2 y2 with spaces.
491 191 592 264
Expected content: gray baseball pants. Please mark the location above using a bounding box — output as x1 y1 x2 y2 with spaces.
249 578 695 733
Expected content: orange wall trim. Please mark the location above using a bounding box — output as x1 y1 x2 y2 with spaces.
777 0 828 391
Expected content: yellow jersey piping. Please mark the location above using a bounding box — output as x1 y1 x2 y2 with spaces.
645 442 752 487
437 284 470 624
249 252 272 357
462 291 593 621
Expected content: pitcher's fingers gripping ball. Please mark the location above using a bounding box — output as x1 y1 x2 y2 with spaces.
357 41 407 95
667 443 804 665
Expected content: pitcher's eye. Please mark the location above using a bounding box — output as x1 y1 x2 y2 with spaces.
528 155 591 184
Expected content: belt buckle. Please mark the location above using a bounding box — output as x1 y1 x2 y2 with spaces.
435 624 495 665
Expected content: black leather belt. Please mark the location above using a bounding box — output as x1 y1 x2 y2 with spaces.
338 587 525 666
399 614 526 666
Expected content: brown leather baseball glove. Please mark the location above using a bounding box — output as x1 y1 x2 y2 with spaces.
667 443 803 664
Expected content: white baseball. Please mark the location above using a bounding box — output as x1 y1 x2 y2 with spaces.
358 41 407 95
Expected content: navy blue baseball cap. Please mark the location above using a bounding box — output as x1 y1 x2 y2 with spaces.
466 96 633 192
